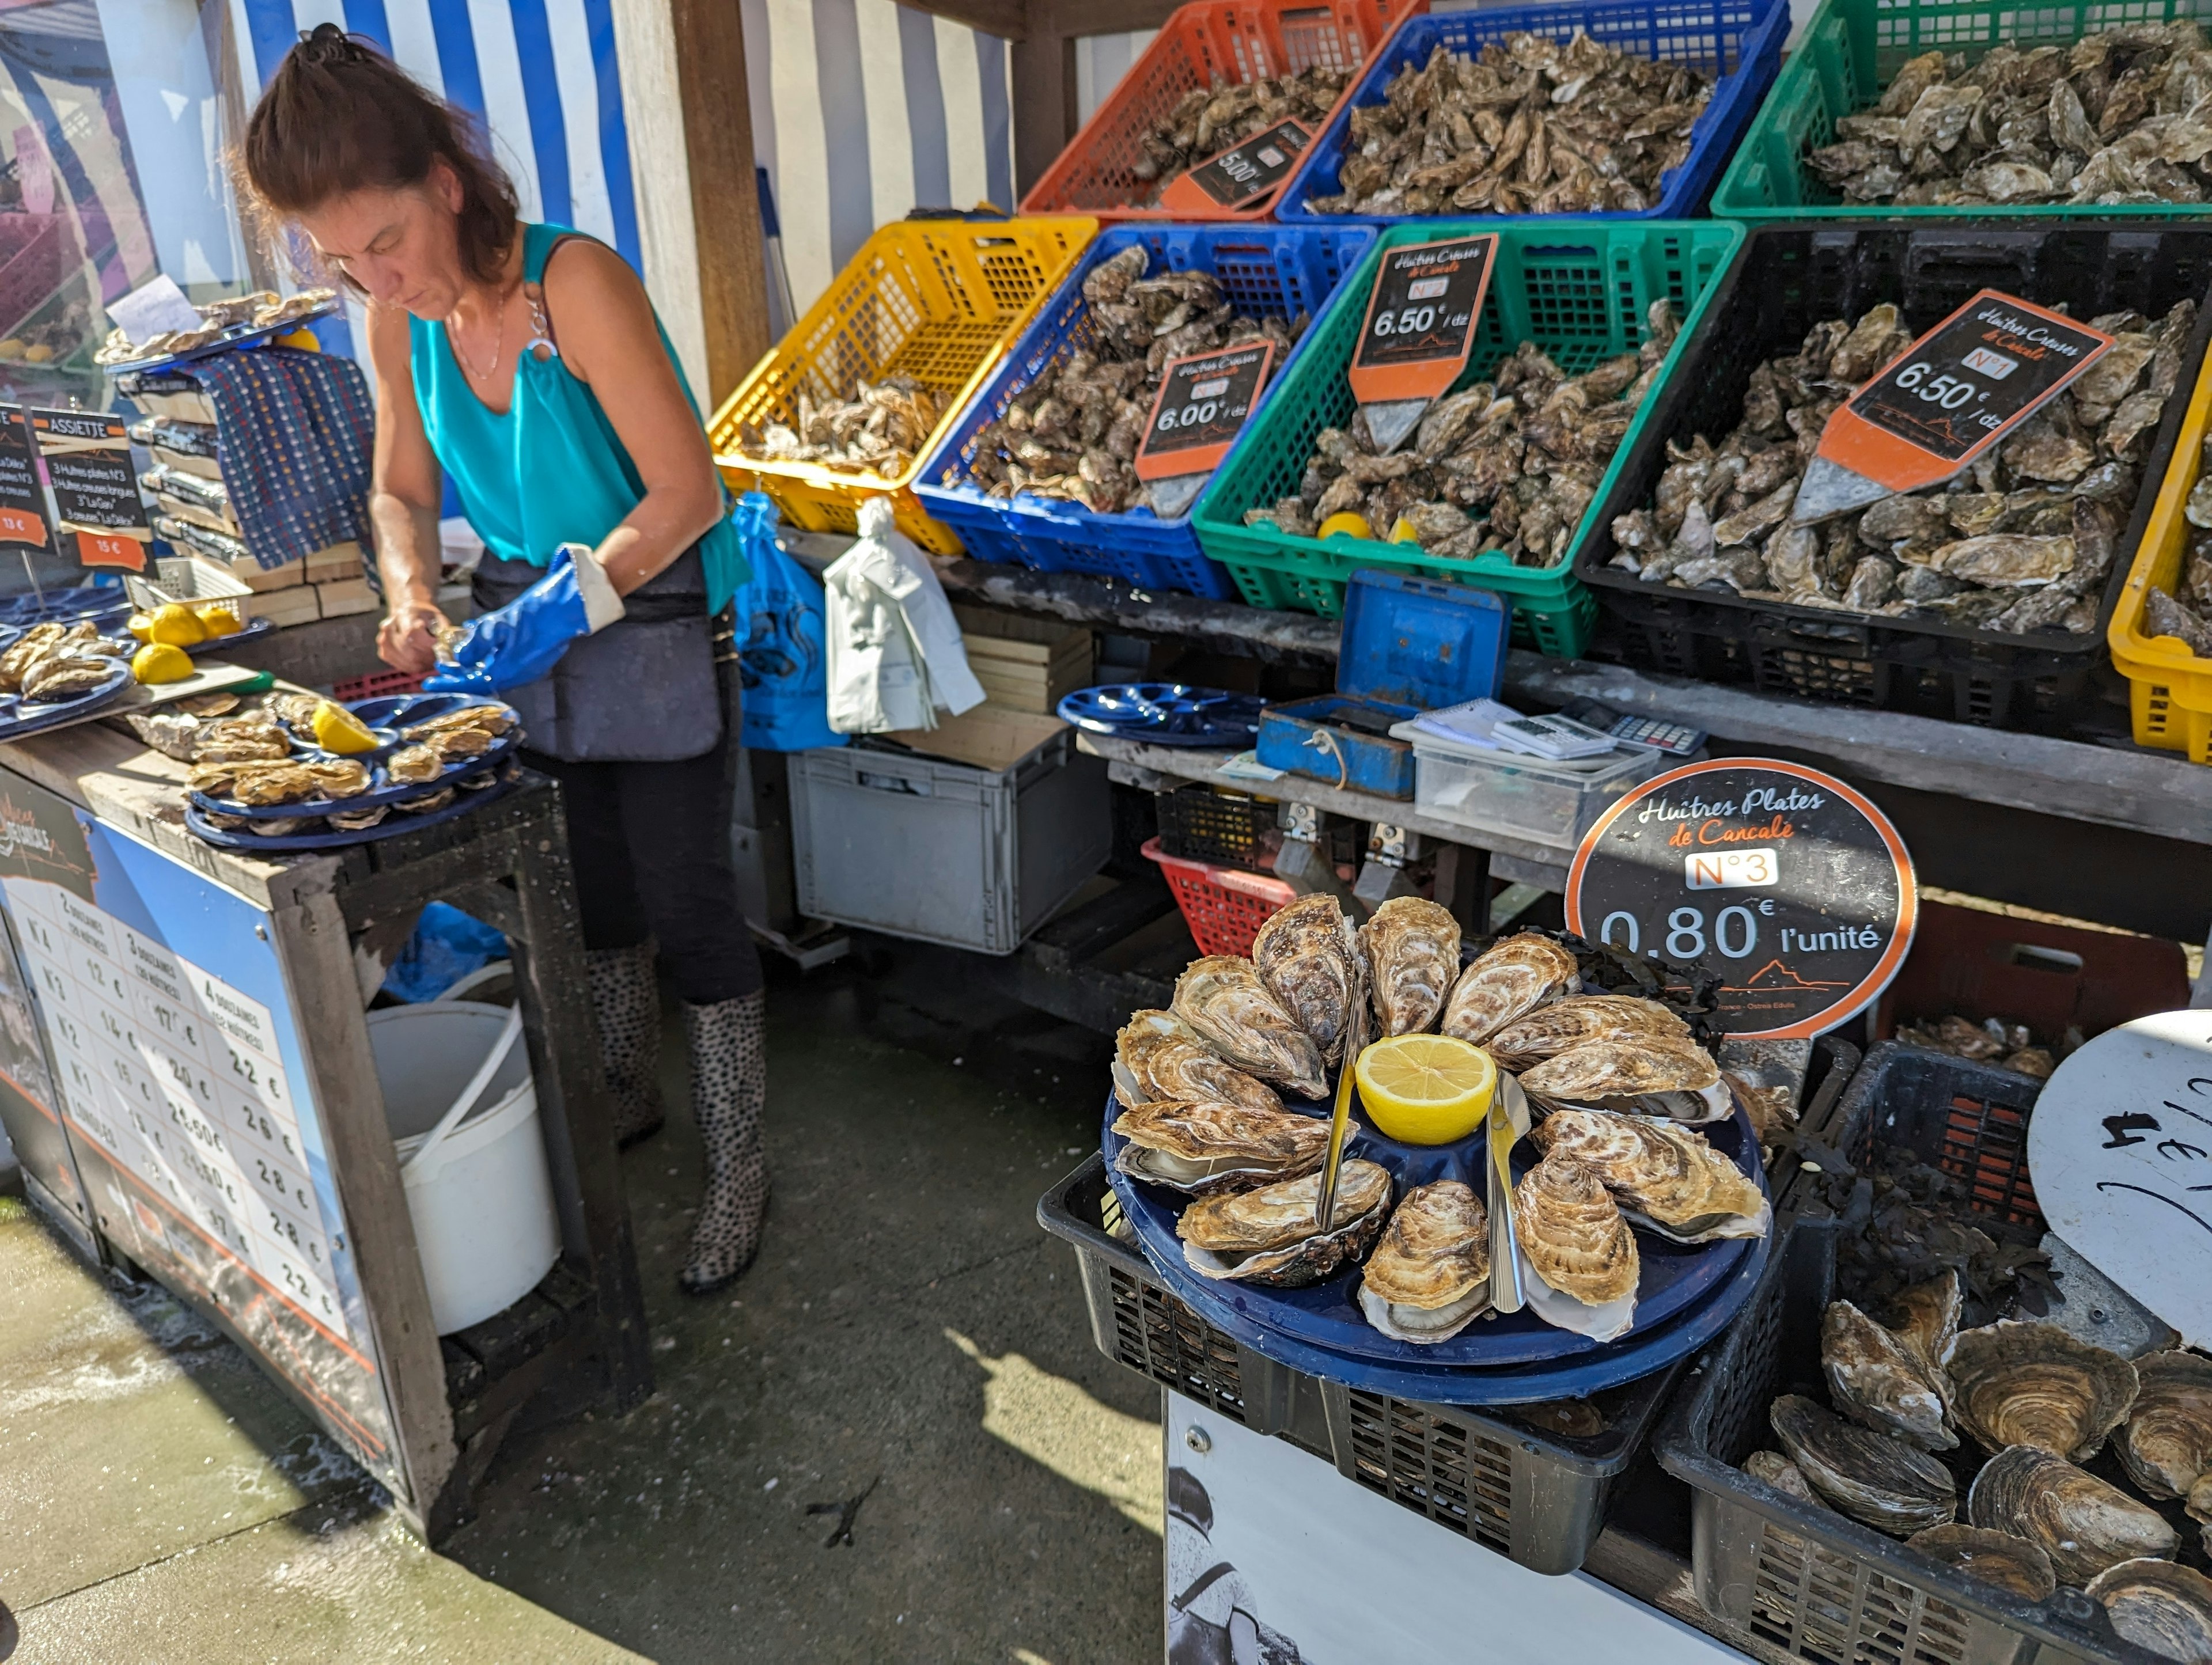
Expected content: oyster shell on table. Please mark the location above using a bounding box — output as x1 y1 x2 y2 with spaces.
1113 1009 1280 1115
1171 956 1328 1099
2119 1350 2212 1504
1770 1393 1957 1535
18 654 118 701
1905 1524 2057 1602
1518 1034 1730 1122
1252 894 1363 1066
1514 1155 1639 1308
1947 1321 2139 1460
1358 896 1461 1038
1441 932 1580 1046
1357 1180 1491 1344
2087 1559 2212 1664
1110 1098 1335 1194
1486 995 1690 1071
1527 1108 1766 1242
1745 1449 1828 1510
1823 1299 1955 1450
1969 1443 2177 1587
1177 1159 1392 1288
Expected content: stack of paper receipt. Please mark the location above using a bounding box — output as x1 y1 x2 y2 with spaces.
1410 699 1620 761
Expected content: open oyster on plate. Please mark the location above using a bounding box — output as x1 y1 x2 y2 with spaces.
1441 932 1580 1045
1969 1444 2176 1587
1113 1009 1280 1114
1486 995 1690 1071
1252 894 1363 1066
1822 1298 1955 1450
1177 1159 1392 1288
1111 1098 1336 1194
1359 896 1461 1037
1904 1525 2056 1602
1171 956 1328 1099
2087 1558 2212 1664
1514 1155 1639 1339
1771 1393 1956 1535
2119 1350 2212 1508
1528 1108 1766 1243
19 654 118 701
1947 1321 2139 1460
1357 1179 1491 1344
1518 1034 1729 1122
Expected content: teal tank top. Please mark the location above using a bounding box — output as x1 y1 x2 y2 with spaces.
410 222 748 609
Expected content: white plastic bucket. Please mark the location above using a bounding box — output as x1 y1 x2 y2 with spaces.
369 995 560 1335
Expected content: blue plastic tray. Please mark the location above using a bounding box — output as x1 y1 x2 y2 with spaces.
1105 1087 1766 1374
0 658 131 741
1056 684 1266 748
190 692 521 821
914 223 1377 599
187 768 519 852
1274 0 1788 229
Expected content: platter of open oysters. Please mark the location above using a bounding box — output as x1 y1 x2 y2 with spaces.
0 616 133 739
1101 900 1772 1385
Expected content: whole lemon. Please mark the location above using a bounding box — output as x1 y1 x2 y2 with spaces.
146 602 207 647
310 700 380 754
193 602 241 638
131 642 193 685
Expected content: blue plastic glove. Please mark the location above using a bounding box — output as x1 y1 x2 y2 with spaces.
425 544 624 695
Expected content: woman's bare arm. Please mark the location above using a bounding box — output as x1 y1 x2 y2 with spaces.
367 301 449 673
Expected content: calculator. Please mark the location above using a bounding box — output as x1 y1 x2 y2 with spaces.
1558 698 1706 757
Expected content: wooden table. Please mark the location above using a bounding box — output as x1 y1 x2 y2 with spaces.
0 715 649 1541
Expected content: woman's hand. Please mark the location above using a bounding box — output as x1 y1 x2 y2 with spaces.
378 596 448 674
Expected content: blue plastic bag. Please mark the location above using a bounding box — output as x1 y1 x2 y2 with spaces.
728 493 844 752
381 902 509 1003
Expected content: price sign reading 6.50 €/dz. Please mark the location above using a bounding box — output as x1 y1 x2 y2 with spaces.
1564 758 1917 1040
1349 236 1496 453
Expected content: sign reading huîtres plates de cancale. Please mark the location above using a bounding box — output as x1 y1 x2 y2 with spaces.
1565 758 1916 1038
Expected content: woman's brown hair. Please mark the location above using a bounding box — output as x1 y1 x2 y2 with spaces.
240 24 519 287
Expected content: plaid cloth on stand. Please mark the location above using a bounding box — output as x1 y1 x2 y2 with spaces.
182 347 376 572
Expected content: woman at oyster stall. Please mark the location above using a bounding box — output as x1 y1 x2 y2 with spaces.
241 25 768 1293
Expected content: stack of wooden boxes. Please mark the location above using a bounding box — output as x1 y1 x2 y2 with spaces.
218 541 377 627
952 605 1093 717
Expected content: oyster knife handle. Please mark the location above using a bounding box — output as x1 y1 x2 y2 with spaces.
1315 998 1366 1231
1489 1074 1527 1315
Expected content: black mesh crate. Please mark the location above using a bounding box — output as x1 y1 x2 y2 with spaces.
1656 1045 2161 1665
1576 225 2212 731
1153 783 1279 870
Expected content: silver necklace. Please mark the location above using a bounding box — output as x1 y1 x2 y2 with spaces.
448 284 510 383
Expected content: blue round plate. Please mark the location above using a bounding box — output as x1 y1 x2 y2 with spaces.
0 659 132 741
188 693 521 820
1057 684 1266 748
1106 1088 1764 1372
101 302 340 375
185 768 518 851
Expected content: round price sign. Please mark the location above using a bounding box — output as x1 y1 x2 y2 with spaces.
1564 758 1916 1039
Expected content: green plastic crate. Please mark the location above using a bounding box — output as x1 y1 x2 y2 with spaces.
1712 0 2212 220
1189 219 1744 655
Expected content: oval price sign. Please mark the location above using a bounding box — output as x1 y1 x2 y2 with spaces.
1565 758 1916 1039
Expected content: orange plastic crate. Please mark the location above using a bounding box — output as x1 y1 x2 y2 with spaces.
1021 0 1406 225
1143 836 1296 957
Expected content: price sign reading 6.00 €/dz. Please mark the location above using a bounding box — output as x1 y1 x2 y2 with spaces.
1564 758 1917 1040
1134 339 1277 519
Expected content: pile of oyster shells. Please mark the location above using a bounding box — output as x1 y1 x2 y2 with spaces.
1241 301 1679 568
957 246 1305 514
1748 1278 2212 1660
1301 33 1713 216
1130 66 1350 200
2142 434 2212 655
749 376 942 477
1806 26 2212 208
1894 1013 2069 1079
1110 903 1765 1347
1607 299 2196 632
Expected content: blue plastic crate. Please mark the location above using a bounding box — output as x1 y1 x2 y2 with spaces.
1273 0 1787 230
913 222 1376 600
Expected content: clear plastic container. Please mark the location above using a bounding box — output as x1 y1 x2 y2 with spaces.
1388 721 1669 845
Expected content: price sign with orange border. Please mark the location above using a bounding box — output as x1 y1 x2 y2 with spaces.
1137 339 1277 483
32 409 147 570
1349 236 1495 405
1564 758 1917 1039
1159 119 1312 214
0 408 51 552
1794 290 2113 524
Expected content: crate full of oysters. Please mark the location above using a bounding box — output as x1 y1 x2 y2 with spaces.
1575 224 2212 730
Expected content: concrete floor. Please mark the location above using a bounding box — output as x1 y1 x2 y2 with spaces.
0 958 1164 1664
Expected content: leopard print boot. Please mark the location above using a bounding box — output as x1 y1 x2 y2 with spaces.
587 941 665 1149
678 989 768 1294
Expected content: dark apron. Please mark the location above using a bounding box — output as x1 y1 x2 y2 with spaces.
472 544 722 763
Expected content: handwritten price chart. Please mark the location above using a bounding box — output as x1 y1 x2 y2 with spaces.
6 873 351 1340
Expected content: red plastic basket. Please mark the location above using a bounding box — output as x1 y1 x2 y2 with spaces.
1143 836 1296 956
1020 0 1406 224
330 667 426 702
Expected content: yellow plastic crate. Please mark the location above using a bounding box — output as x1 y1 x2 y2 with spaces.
2110 342 2212 763
709 217 1097 553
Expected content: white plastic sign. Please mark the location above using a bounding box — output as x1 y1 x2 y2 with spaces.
2028 1010 2212 1350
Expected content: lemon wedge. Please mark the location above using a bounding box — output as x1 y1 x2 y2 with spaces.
146 602 207 647
1354 1034 1497 1146
310 699 379 754
126 612 155 644
131 642 193 685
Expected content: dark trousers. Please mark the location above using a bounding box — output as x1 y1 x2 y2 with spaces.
528 743 764 1005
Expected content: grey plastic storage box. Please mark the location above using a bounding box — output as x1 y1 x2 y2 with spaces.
790 707 1110 955
1386 720 1672 846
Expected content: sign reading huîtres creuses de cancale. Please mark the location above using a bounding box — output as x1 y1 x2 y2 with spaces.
1565 758 1916 1039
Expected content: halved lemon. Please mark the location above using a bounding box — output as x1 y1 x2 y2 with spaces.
146 602 207 647
194 602 243 638
131 642 192 685
310 699 379 754
1354 1034 1497 1146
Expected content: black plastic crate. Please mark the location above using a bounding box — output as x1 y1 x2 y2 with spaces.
1656 1045 2163 1665
1041 1154 1701 1575
1153 783 1279 870
1577 225 2212 731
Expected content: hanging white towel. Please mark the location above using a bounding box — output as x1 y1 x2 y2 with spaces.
822 498 986 733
